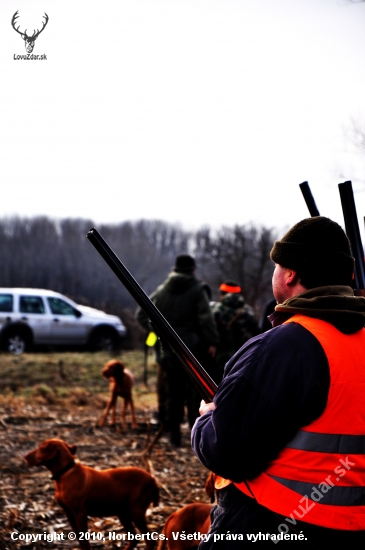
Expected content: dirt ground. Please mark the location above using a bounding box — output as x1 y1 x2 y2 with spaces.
0 398 212 550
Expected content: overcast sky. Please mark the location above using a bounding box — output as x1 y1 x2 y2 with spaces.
1 0 365 237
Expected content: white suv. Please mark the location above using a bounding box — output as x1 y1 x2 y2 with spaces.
0 288 126 354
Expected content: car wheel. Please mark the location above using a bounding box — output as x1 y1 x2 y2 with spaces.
91 328 118 352
4 331 28 355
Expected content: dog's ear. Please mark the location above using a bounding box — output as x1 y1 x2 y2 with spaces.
115 362 125 375
67 444 77 455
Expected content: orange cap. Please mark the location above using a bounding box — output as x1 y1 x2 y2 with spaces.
219 283 241 293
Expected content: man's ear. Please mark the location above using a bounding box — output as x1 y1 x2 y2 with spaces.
285 269 300 286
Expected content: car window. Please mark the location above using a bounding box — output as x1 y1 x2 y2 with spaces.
47 297 79 316
0 294 13 312
19 296 45 314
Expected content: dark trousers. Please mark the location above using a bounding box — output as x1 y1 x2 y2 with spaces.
159 355 200 445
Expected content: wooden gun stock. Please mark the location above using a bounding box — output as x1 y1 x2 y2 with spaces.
86 228 217 402
338 181 365 292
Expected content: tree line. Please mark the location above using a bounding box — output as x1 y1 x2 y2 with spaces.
0 216 278 347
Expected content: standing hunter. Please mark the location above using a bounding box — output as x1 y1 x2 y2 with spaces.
192 216 365 548
211 280 258 380
136 254 219 447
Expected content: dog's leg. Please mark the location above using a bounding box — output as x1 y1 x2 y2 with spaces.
117 515 138 550
131 512 154 550
129 397 138 429
61 505 79 535
109 386 119 426
74 512 90 550
110 395 117 426
98 406 109 427
121 397 127 430
98 394 115 427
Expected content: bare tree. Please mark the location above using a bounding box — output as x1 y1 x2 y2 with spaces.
194 224 277 311
341 117 365 187
345 117 365 154
0 216 277 335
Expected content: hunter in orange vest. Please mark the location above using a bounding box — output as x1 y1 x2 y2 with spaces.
192 216 365 548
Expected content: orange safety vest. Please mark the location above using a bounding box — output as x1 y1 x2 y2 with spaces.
215 315 365 530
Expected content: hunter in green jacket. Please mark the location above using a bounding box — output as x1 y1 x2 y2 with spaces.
136 254 219 446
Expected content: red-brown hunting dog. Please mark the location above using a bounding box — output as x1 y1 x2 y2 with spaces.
157 472 216 550
157 503 212 550
24 438 159 550
98 359 137 429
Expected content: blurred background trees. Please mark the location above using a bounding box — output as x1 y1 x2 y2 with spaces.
0 216 278 346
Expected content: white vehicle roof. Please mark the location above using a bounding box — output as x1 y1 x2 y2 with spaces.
0 288 123 323
0 288 78 306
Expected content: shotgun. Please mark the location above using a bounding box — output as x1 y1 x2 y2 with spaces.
86 228 217 402
299 181 320 217
299 180 365 291
338 181 365 291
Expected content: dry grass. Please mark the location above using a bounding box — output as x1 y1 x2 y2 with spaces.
0 350 212 549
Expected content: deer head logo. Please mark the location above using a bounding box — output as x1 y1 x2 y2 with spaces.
11 11 49 53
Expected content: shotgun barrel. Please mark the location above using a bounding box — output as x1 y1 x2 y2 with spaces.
86 227 217 401
338 181 365 291
299 181 320 217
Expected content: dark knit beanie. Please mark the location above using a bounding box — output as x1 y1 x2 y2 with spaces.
270 217 355 288
174 254 196 273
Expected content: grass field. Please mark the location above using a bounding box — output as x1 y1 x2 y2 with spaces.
0 349 159 408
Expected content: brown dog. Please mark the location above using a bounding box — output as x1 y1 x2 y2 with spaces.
98 359 137 429
157 503 212 550
157 472 215 550
24 438 159 550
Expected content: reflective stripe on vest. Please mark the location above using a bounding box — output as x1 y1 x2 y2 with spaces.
232 315 365 530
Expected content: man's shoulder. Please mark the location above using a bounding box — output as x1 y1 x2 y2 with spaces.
193 278 210 289
224 321 328 382
211 301 228 313
259 320 320 346
151 280 169 297
152 274 211 301
230 321 324 363
190 278 212 300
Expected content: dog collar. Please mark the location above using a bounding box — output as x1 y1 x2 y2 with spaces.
50 460 76 481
